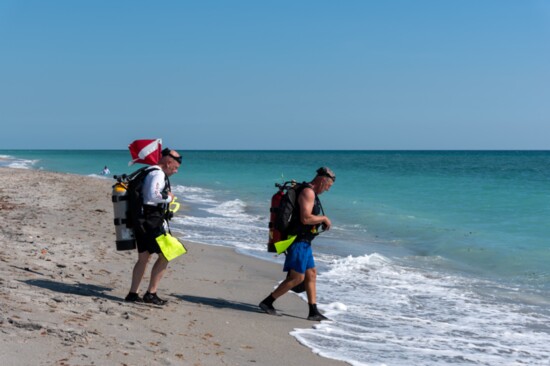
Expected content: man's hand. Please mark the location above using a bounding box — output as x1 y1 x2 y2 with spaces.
322 217 332 231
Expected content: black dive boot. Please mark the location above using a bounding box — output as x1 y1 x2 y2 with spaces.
307 303 328 321
125 292 144 303
143 292 167 306
259 294 279 316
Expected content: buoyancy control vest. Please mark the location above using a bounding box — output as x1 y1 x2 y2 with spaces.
136 168 172 232
112 166 171 251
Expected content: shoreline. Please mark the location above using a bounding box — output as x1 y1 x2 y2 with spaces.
0 167 346 365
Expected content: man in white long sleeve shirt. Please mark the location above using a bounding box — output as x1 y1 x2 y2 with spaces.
125 148 182 306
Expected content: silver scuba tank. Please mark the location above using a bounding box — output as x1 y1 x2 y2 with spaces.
112 178 137 251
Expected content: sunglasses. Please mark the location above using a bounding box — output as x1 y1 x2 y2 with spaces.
321 173 335 182
317 169 335 182
162 148 182 164
167 153 182 165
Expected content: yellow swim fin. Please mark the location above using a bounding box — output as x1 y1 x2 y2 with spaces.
156 233 187 261
274 235 297 255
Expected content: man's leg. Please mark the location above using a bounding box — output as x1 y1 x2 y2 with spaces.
259 270 305 315
273 270 305 299
260 241 310 315
304 267 317 304
143 253 168 305
147 253 168 294
142 254 169 305
126 251 151 302
305 267 327 321
130 251 151 293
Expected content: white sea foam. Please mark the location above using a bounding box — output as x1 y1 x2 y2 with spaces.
171 186 267 252
291 253 550 366
175 214 266 250
172 185 217 205
0 156 37 169
204 199 248 218
87 173 111 179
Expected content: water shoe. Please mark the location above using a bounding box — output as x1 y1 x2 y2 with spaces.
125 292 144 303
307 313 328 321
259 301 279 316
143 292 167 306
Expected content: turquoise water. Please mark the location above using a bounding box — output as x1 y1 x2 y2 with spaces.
2 149 549 365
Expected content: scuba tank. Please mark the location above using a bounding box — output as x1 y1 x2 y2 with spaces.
112 175 137 251
268 180 296 252
268 188 284 252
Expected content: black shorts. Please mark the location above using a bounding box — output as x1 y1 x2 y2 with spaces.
135 215 165 254
135 229 161 254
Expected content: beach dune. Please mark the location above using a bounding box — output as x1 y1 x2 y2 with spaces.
0 168 345 365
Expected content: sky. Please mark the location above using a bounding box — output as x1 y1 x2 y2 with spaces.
0 1 549 150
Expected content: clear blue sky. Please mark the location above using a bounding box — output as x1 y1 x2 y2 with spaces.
1 1 549 150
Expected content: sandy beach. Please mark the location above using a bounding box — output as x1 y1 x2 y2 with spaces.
0 167 346 366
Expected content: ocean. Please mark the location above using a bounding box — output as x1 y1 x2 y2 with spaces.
1 150 549 366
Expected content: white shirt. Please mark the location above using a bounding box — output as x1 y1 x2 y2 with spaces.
142 167 172 206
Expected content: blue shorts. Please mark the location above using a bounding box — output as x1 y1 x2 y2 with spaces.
283 241 315 274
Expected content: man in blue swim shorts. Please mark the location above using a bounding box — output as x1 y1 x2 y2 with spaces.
259 167 335 321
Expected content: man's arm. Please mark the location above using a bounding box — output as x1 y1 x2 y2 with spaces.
298 187 331 230
143 170 173 205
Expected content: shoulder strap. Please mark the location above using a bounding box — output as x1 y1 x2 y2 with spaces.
296 181 312 194
315 195 325 216
131 166 161 182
